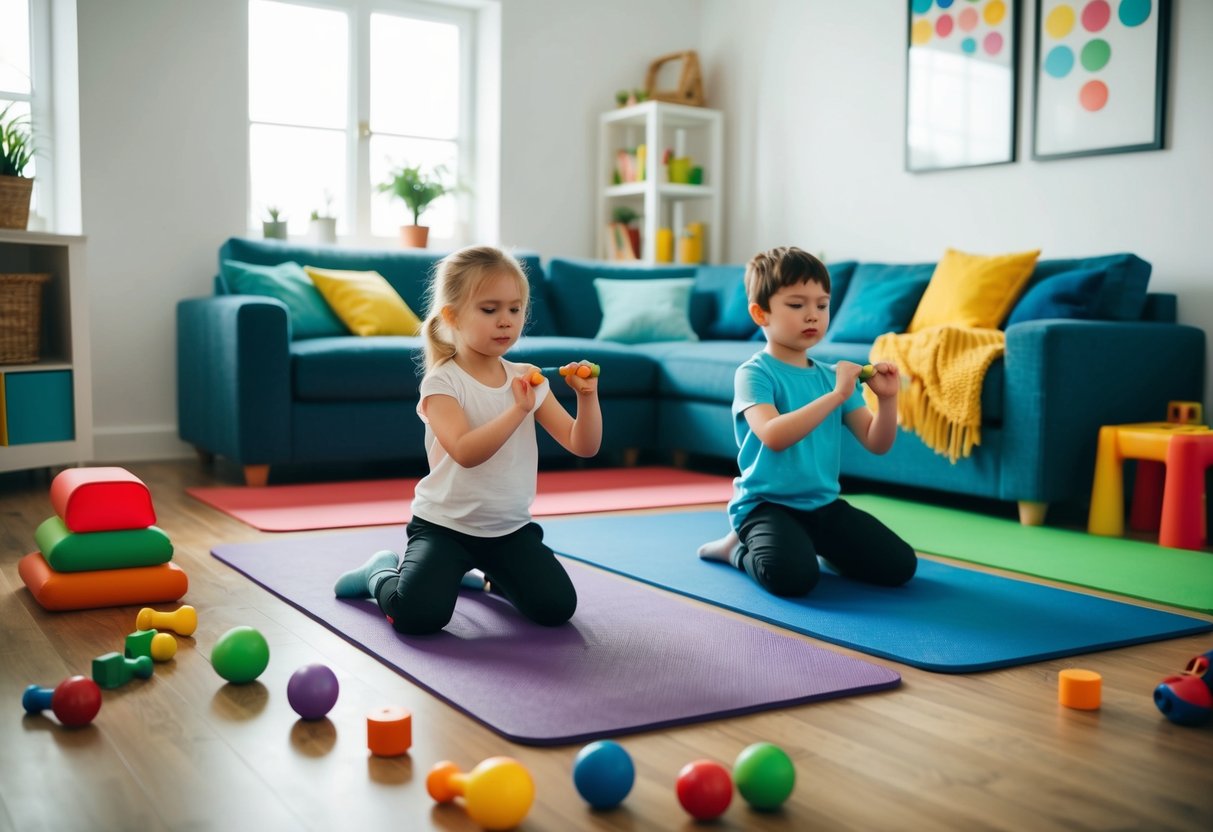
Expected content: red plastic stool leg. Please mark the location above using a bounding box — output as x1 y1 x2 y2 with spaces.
1129 460 1165 532
1159 436 1213 551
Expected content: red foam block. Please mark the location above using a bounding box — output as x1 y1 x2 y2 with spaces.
50 467 157 532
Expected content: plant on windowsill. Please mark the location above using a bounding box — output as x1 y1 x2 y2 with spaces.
308 191 337 244
263 205 288 240
378 163 454 249
0 103 36 230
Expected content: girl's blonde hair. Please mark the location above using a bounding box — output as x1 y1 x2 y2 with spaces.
420 245 531 372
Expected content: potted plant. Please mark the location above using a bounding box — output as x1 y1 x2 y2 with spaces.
309 191 337 244
262 206 287 240
378 163 453 248
0 103 35 230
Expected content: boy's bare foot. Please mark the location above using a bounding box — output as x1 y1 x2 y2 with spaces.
698 530 740 563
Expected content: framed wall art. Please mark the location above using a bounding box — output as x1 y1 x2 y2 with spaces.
1032 0 1171 159
906 0 1020 172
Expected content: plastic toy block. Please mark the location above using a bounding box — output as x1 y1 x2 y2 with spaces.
125 629 156 659
50 467 156 532
18 552 188 612
92 652 153 689
35 516 173 572
1059 668 1102 710
367 706 412 757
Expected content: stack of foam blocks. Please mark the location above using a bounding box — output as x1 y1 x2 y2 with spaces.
18 467 188 611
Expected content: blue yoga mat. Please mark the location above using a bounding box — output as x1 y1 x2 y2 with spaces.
541 511 1212 672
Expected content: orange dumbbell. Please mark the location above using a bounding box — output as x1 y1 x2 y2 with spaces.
136 604 197 637
427 757 534 830
529 362 601 386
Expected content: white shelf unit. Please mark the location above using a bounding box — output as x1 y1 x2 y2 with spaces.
597 101 723 265
0 229 92 473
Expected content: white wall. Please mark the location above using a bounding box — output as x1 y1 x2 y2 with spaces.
700 0 1213 407
78 0 247 460
498 0 701 258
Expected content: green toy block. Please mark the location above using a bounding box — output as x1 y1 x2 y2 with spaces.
92 651 153 689
124 629 156 659
35 516 173 572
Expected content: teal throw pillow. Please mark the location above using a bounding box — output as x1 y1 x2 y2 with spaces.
593 277 699 344
708 278 759 340
826 263 933 343
221 260 347 339
1006 267 1105 326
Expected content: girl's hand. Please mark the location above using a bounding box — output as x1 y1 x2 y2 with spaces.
866 361 900 399
561 361 599 396
834 361 863 398
511 373 537 412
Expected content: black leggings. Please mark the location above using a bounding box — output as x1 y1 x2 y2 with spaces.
736 499 917 597
375 516 577 635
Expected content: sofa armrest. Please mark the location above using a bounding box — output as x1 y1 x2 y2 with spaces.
177 296 292 465
1000 319 1206 504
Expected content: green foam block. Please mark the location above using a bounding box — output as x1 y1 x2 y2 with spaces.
34 516 173 572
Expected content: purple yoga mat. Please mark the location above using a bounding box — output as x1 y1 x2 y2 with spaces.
212 527 900 745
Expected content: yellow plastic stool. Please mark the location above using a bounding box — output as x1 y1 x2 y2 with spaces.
1088 422 1213 540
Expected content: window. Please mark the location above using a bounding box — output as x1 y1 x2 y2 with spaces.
248 0 474 245
1 0 38 214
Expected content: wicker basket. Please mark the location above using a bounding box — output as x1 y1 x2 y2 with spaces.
0 273 51 364
0 176 34 230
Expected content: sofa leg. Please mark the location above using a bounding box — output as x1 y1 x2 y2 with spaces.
1018 501 1048 526
244 465 270 487
621 448 640 467
670 449 689 469
194 447 214 466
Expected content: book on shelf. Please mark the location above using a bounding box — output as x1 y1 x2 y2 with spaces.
605 223 639 260
612 144 647 184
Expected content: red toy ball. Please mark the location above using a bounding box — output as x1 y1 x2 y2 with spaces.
52 676 103 727
676 759 733 821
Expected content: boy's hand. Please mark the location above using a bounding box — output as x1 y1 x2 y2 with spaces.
511 373 537 412
834 361 863 399
866 361 900 399
561 361 599 396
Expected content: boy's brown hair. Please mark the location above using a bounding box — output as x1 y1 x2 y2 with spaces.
744 246 831 311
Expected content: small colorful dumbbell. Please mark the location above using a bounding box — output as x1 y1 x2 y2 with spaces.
92 652 153 689
136 604 197 637
529 362 601 386
125 629 177 662
858 363 876 381
427 757 534 831
22 676 102 727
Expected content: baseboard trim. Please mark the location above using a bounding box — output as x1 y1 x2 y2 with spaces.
92 425 193 462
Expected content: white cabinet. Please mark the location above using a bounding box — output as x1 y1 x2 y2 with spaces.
596 101 723 265
0 230 92 472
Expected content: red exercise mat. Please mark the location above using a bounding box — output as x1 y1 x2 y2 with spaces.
187 466 734 532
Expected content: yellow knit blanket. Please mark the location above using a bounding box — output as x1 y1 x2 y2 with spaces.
869 326 1005 463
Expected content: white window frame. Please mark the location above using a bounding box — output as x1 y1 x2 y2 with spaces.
2 0 56 228
247 0 478 247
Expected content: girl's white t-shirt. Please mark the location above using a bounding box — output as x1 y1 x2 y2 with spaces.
411 358 549 537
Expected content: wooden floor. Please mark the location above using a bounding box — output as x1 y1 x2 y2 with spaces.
2 460 1211 832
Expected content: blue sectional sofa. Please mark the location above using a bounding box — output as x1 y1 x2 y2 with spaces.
178 238 1205 521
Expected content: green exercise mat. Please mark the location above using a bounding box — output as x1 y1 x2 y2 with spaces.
34 516 173 572
845 494 1213 613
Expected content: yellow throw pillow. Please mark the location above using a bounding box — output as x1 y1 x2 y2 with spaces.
908 248 1041 332
304 266 422 336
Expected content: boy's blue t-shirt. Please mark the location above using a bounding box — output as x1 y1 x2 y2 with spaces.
727 351 867 530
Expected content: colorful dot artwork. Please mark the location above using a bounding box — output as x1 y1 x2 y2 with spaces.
1038 0 1154 114
908 0 1010 58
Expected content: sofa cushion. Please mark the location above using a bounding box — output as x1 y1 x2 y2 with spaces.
697 265 755 340
507 336 659 397
909 248 1040 332
1006 267 1105 326
219 238 556 335
292 337 424 401
304 266 423 336
1026 253 1151 321
635 341 763 403
827 263 933 343
546 258 697 338
594 277 699 344
221 260 347 339
825 261 859 316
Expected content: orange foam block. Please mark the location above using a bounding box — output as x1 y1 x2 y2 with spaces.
367 706 412 757
51 467 156 532
18 552 188 612
1058 668 1102 710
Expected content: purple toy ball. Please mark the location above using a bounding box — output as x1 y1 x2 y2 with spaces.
287 664 340 720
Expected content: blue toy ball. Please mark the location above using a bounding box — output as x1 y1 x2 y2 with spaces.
572 740 635 810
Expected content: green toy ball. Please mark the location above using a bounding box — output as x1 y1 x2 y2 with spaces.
211 626 270 684
733 742 795 811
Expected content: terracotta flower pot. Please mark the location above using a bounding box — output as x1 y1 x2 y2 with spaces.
400 225 429 248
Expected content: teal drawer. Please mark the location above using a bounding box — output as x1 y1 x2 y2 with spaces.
3 370 74 445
